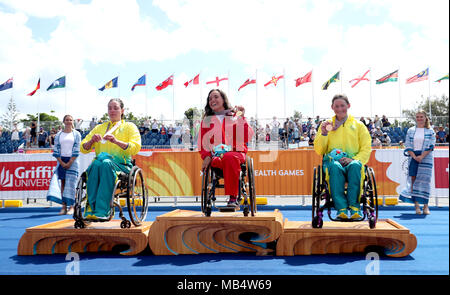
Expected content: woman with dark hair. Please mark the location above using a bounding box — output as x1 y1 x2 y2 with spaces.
80 98 141 220
46 114 81 215
198 89 254 208
314 94 372 219
399 110 436 214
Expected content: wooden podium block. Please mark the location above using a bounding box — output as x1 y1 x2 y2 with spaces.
148 209 284 255
17 219 152 256
276 219 417 258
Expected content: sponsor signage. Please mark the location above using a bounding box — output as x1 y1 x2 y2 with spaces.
0 161 56 191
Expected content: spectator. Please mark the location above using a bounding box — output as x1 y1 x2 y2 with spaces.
436 125 446 143
381 115 391 129
0 124 2 137
30 121 37 145
11 124 20 143
265 124 271 142
37 127 48 148
382 132 391 146
89 118 97 130
151 119 159 133
23 127 31 148
372 135 382 147
373 115 381 129
74 118 83 133
373 126 383 138
271 116 280 141
138 123 147 136
49 128 57 148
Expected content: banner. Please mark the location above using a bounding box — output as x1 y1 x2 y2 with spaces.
1 149 448 200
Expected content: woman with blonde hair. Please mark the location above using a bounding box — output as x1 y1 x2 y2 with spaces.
46 115 81 215
399 110 436 214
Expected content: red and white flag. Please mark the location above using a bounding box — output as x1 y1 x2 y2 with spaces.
184 74 199 87
27 78 40 96
264 75 284 87
206 76 228 87
295 71 312 87
238 78 256 91
156 75 174 91
349 70 370 88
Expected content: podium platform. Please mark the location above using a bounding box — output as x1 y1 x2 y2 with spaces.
148 209 284 255
276 219 417 257
17 210 417 258
17 219 152 256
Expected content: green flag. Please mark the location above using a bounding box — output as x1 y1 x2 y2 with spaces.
47 76 66 90
435 74 449 83
322 71 340 90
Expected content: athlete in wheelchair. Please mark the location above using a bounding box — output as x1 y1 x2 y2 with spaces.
73 98 148 229
312 94 377 228
199 89 256 217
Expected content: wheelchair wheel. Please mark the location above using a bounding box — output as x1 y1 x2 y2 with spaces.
246 156 256 216
364 167 378 229
311 165 323 228
201 164 213 217
126 166 149 226
73 172 90 228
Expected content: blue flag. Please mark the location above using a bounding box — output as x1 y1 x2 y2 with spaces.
131 74 146 91
99 77 118 91
0 77 13 91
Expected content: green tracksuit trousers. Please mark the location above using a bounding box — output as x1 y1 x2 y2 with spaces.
85 156 131 218
326 160 362 212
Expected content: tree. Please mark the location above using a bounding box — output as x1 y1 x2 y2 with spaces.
1 96 20 131
402 94 449 127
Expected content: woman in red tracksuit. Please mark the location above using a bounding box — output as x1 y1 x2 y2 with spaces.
198 89 254 208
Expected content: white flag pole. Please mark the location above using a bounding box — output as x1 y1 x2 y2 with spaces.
311 69 315 118
398 67 402 117
283 68 287 118
369 67 373 118
428 66 432 121
172 74 175 123
145 73 148 118
255 69 258 120
65 75 67 114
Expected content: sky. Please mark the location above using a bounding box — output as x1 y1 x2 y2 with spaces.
0 0 448 125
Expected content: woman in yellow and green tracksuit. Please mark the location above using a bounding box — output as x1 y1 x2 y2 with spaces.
314 94 372 219
80 98 141 220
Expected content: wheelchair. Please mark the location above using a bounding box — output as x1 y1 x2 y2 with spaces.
311 164 378 229
201 155 256 217
73 159 149 229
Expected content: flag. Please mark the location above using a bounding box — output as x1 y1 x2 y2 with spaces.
47 76 66 90
131 74 146 91
99 76 118 91
321 71 340 90
156 75 174 91
406 68 429 84
295 71 312 87
238 78 256 91
27 78 40 96
206 76 228 87
264 75 284 87
435 74 449 83
184 74 200 87
0 77 13 91
376 70 398 84
349 70 370 88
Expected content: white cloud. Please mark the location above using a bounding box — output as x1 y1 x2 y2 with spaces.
0 0 448 126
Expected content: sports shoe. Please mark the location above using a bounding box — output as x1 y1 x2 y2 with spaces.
336 209 348 219
350 209 362 219
227 196 239 208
